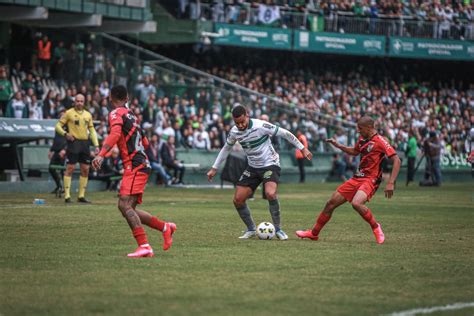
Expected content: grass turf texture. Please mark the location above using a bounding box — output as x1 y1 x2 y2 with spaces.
0 183 473 315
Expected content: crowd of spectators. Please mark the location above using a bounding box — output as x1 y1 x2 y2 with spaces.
1 34 472 164
0 34 234 156
182 50 472 157
169 0 474 39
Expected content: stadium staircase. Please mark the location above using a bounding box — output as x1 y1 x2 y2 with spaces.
99 33 359 182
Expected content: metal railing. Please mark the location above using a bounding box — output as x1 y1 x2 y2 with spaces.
97 33 357 148
193 3 474 40
323 14 474 40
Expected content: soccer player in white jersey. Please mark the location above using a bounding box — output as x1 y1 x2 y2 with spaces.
207 105 313 240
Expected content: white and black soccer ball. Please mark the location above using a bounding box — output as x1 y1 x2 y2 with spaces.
257 222 275 240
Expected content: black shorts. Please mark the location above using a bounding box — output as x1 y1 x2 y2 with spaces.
66 140 91 165
237 165 281 192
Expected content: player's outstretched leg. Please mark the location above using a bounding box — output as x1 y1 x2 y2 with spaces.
135 209 177 251
296 191 346 240
236 204 256 239
234 186 256 239
351 190 384 244
119 195 154 257
269 199 288 240
265 182 287 240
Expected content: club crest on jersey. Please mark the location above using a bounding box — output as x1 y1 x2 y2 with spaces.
366 142 375 152
263 170 273 179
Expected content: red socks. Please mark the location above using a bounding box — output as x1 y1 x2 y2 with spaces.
150 216 166 232
361 209 378 229
312 212 331 236
132 227 149 246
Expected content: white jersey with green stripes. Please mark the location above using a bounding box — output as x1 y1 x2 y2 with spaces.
226 119 282 168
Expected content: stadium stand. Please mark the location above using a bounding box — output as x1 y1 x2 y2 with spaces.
1 29 471 158
162 0 474 40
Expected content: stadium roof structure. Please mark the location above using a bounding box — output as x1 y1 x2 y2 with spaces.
0 0 156 33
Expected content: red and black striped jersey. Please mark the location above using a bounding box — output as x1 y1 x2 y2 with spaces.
108 107 149 171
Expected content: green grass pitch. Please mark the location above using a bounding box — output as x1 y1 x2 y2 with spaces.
0 183 473 315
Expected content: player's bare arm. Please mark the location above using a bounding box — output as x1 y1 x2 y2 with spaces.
325 138 359 155
384 154 401 199
92 124 122 171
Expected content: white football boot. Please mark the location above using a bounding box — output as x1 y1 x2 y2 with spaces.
275 229 289 240
238 230 256 239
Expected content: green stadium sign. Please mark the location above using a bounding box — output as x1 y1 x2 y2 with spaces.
294 31 385 56
214 23 292 50
441 153 471 170
389 37 474 61
0 118 56 140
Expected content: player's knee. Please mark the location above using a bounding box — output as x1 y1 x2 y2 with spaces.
118 199 130 214
233 197 245 208
351 201 363 210
265 191 277 201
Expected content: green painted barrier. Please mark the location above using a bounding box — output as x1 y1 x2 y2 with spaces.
294 31 386 56
214 23 292 50
389 37 474 61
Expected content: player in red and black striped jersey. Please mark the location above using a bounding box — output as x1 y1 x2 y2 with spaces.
296 116 401 244
92 85 176 258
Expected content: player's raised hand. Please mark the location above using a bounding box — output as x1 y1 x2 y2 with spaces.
92 156 104 171
325 138 337 147
207 168 217 182
384 182 395 199
302 148 313 160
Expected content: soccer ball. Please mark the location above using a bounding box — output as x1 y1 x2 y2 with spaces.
257 222 275 240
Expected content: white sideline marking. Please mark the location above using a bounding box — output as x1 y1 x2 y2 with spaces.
387 302 474 316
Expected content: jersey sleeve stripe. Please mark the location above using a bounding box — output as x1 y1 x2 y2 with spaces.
272 126 279 137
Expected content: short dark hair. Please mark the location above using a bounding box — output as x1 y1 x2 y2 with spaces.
232 104 247 118
357 115 375 127
111 85 128 101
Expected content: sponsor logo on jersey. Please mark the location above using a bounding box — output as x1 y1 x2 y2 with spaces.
263 170 273 179
263 123 275 130
377 135 393 149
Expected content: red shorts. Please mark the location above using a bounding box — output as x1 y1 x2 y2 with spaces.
337 177 379 202
120 168 150 204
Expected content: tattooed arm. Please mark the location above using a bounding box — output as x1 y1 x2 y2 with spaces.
92 124 121 170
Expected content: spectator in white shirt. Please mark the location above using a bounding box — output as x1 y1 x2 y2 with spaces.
28 95 43 120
